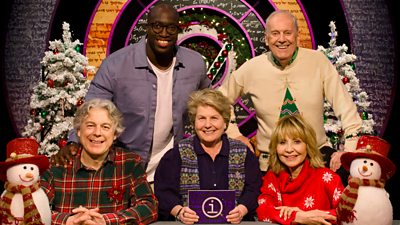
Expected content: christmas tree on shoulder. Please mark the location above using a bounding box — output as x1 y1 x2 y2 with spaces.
318 21 375 149
23 22 93 157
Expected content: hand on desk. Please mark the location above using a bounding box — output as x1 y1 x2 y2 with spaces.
276 206 336 225
66 206 106 225
294 209 336 225
227 204 248 224
178 206 199 224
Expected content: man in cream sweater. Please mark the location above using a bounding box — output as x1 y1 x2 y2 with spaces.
219 10 362 182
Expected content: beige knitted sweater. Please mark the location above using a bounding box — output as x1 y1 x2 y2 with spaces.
219 47 362 154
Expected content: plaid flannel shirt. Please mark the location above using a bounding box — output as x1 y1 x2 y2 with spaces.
41 146 158 225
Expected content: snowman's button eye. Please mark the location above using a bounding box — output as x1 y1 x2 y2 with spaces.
30 167 34 170
370 162 373 166
23 166 27 169
363 160 367 164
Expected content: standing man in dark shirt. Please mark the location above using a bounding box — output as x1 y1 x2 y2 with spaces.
56 2 210 183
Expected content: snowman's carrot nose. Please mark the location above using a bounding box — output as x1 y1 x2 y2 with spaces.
25 172 34 178
362 165 368 172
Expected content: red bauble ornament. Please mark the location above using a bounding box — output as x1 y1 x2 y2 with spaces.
47 79 55 88
222 50 228 57
77 98 84 107
30 109 36 116
207 74 213 80
342 76 350 84
217 33 227 41
83 68 87 77
58 138 68 148
214 62 220 68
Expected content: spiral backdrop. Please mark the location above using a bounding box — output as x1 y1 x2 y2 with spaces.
1 0 399 219
3 0 396 138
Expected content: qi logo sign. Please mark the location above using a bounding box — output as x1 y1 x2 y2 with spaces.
202 197 224 218
189 190 235 223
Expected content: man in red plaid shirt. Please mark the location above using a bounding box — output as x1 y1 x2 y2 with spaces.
41 98 158 225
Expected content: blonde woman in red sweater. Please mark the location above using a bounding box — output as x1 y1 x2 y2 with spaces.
257 115 344 225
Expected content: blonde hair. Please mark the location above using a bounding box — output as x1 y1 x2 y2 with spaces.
187 88 231 128
269 114 325 174
73 98 125 137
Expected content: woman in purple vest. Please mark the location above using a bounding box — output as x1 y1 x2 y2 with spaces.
154 88 262 224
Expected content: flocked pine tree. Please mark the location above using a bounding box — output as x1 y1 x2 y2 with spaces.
318 21 375 149
23 22 93 157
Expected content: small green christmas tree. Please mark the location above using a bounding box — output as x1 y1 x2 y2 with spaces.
23 22 93 157
279 88 299 118
318 21 375 149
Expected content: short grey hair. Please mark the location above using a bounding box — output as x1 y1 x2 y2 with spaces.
187 88 231 128
265 10 299 33
73 98 125 137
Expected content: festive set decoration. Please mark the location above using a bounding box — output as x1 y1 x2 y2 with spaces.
22 22 93 156
22 20 375 156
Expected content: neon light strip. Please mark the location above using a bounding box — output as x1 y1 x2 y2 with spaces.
107 0 131 55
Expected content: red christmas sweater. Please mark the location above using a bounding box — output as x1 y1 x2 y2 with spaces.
257 160 344 224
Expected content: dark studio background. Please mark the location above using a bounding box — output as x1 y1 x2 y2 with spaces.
1 0 399 219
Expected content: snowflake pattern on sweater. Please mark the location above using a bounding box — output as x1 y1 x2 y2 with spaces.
256 160 344 225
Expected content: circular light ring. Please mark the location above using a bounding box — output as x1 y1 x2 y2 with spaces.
178 5 256 57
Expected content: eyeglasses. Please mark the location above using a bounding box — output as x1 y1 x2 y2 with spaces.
149 22 179 35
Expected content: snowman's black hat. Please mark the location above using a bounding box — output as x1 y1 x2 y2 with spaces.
0 138 49 181
341 135 396 180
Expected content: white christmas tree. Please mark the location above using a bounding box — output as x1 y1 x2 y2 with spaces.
318 21 375 149
23 22 93 157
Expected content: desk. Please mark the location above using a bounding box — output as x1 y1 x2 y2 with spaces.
152 222 277 225
153 221 400 225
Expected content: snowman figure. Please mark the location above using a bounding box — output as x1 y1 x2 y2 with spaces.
337 135 396 225
0 138 51 225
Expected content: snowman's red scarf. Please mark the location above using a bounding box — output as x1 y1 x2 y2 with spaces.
336 177 385 224
0 181 44 225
